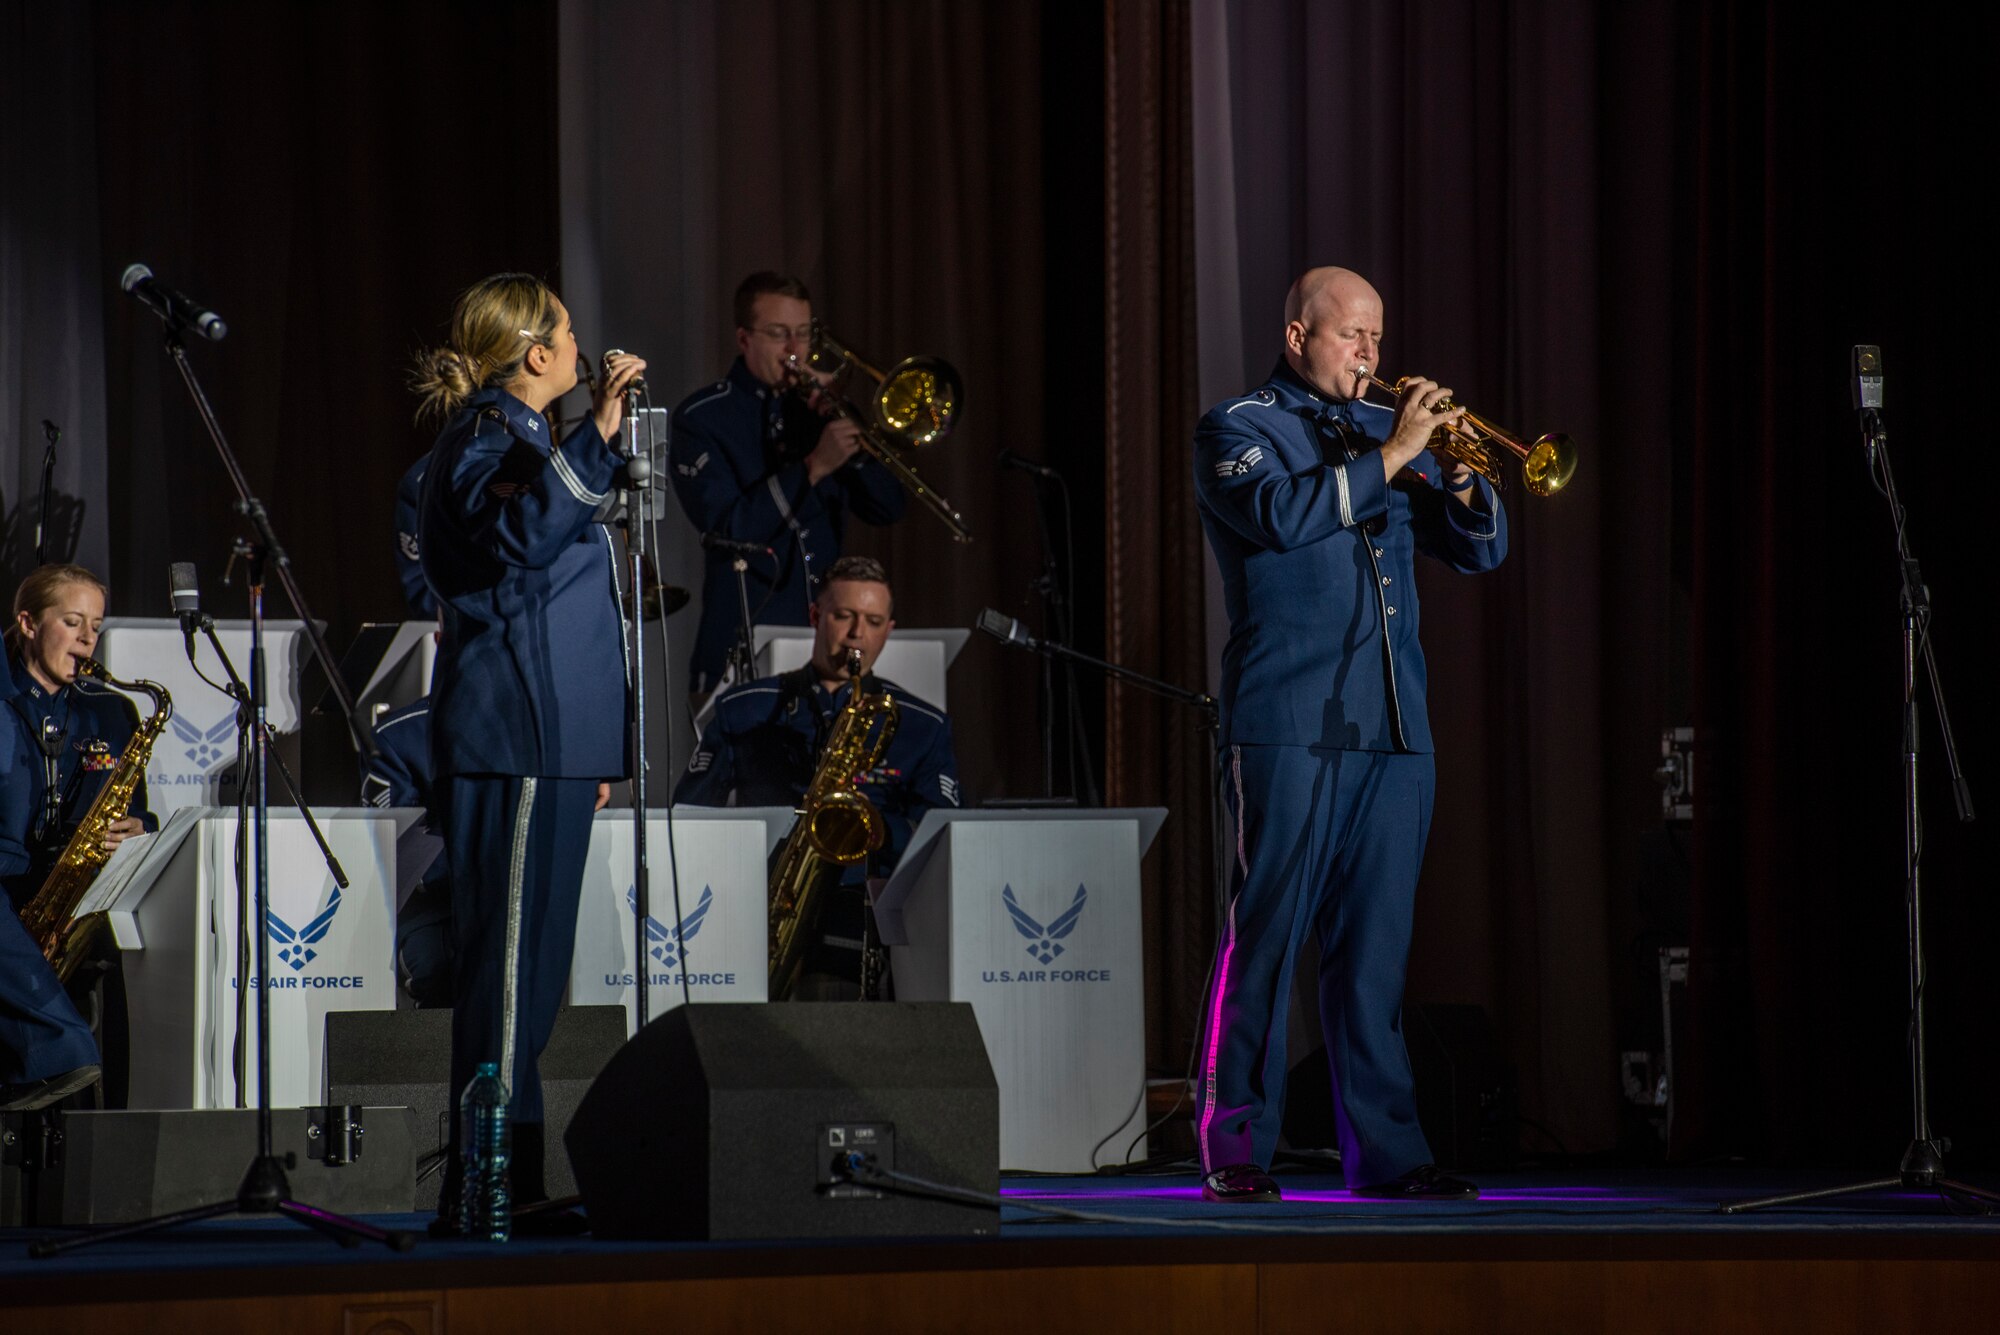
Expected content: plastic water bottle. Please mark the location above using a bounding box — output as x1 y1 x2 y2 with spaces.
461 1061 511 1241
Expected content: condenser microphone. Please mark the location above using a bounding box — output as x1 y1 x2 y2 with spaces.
1853 344 1884 463
170 561 205 656
976 607 1040 651
121 264 228 341
997 449 1058 480
700 532 771 558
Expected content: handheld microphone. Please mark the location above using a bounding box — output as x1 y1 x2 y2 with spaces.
170 561 205 655
603 348 647 394
701 532 772 558
997 449 1058 480
976 607 1039 651
1853 345 1884 462
121 264 228 341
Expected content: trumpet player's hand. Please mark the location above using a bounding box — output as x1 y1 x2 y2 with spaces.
806 417 865 485
1382 376 1465 482
591 351 648 443
101 815 146 854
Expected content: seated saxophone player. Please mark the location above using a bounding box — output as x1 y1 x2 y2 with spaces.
674 555 960 1000
0 564 158 1111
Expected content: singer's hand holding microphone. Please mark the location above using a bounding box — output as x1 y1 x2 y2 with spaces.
592 349 648 442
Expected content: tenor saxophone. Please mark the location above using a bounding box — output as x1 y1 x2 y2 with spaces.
767 650 898 999
17 657 172 983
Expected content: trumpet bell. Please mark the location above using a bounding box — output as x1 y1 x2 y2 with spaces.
876 355 961 449
1522 433 1578 497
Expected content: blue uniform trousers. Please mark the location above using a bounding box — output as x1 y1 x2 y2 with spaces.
1197 745 1435 1187
443 775 596 1144
0 904 97 1084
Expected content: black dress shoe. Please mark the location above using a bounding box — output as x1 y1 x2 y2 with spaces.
1351 1163 1479 1200
0 1063 101 1112
1202 1163 1282 1203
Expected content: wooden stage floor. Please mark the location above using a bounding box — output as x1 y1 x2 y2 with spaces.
4 1169 1998 1333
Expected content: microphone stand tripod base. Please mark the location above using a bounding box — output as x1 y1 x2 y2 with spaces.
1719 1138 2000 1215
29 1154 417 1258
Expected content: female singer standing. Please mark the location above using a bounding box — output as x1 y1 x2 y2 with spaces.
0 565 156 1110
411 274 643 1231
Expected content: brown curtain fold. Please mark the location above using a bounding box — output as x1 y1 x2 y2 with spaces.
1103 1 1214 1072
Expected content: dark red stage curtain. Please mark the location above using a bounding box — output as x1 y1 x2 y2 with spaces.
1674 2 1999 1166
1103 1 1216 1074
94 0 560 748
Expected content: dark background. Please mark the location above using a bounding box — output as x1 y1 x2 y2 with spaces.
6 0 1992 1167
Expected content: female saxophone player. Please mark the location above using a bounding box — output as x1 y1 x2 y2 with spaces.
0 564 156 1110
411 273 642 1232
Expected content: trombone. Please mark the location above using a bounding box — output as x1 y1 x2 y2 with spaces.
787 324 974 543
1356 366 1579 497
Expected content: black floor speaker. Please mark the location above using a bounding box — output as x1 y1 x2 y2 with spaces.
323 1004 627 1210
566 1002 1000 1241
2 1107 417 1225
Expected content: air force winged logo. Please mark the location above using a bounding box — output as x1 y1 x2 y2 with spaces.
626 884 714 969
171 711 238 767
1002 884 1088 965
269 882 342 971
676 450 710 478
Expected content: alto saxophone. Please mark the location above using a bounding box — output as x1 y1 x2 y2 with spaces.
17 657 172 983
767 650 898 999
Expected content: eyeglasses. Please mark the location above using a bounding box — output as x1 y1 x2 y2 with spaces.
750 324 815 345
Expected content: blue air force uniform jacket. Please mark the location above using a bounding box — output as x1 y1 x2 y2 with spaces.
673 668 960 883
418 387 629 779
1 653 159 903
394 454 436 619
668 359 907 693
1194 361 1508 752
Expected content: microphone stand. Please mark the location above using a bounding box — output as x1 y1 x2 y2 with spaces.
36 420 59 565
619 394 655 1027
33 326 410 1258
1016 465 1100 806
182 594 351 1105
981 621 1229 942
1722 408 1990 1215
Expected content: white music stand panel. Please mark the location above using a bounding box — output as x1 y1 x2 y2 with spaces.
98 617 322 820
567 807 790 1032
99 807 409 1110
882 808 1164 1172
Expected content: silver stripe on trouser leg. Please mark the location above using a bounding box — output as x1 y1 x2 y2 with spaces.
501 777 537 1095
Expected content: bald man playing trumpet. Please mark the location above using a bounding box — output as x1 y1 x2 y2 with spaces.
1189 266 1508 1203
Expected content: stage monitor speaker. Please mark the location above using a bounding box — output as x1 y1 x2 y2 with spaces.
13 1107 415 1225
324 1004 626 1210
1281 1002 1519 1170
566 1002 1000 1241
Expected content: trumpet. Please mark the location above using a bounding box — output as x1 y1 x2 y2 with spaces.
1356 366 1579 497
786 323 973 543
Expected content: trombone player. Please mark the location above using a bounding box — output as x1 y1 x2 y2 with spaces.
669 273 907 699
1190 267 1507 1204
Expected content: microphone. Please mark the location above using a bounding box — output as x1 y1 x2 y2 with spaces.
997 448 1058 480
170 561 205 655
976 607 1040 651
1852 345 1884 465
121 264 228 341
41 420 59 447
701 532 772 558
603 348 647 393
